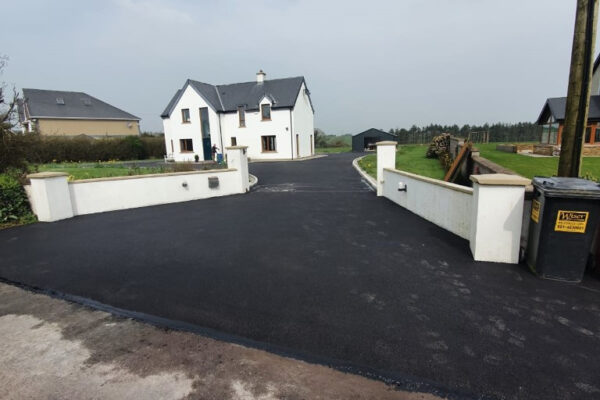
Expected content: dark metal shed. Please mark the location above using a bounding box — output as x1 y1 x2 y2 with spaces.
351 128 397 152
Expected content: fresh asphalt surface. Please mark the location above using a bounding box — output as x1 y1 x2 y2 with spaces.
2 153 600 399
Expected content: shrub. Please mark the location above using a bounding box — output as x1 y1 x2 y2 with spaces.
0 172 35 225
0 134 167 168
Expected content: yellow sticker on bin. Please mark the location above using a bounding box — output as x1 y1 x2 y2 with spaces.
554 210 589 233
531 200 540 223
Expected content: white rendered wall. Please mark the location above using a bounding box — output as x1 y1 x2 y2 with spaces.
219 98 293 160
162 85 223 162
291 82 315 158
27 148 249 220
69 169 241 216
382 169 473 240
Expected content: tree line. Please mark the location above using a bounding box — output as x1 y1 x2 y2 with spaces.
388 122 541 144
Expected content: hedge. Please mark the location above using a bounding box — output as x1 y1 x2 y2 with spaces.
1 133 166 171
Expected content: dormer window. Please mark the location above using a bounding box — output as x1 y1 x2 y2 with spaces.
181 108 190 123
238 106 246 127
56 97 65 105
261 104 271 121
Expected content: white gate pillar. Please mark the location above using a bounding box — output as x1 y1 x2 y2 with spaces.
470 174 531 263
376 141 397 196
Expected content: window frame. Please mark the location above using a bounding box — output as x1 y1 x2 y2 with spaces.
231 137 237 146
179 138 194 152
261 104 271 121
181 108 191 123
238 106 246 127
261 135 276 152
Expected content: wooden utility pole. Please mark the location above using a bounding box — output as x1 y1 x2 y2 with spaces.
558 0 599 177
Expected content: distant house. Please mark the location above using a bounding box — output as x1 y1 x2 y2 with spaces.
161 70 314 161
18 89 140 138
535 54 600 151
351 128 396 152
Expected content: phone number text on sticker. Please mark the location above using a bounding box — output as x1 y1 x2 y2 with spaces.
554 210 589 233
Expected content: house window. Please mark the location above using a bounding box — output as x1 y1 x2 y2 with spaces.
261 104 271 120
199 107 210 137
180 138 193 152
181 108 190 123
231 137 237 146
261 135 276 152
238 106 246 127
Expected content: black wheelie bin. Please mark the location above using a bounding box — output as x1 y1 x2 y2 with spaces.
526 177 600 282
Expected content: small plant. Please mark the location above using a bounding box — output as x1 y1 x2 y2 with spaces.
194 154 200 162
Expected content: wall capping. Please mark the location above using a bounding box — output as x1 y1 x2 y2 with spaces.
27 171 70 179
470 173 530 186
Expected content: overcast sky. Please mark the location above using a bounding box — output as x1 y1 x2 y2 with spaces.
1 0 595 134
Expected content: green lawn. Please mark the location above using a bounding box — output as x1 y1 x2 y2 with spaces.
37 163 165 180
34 161 219 180
476 143 600 179
316 146 351 154
358 145 445 180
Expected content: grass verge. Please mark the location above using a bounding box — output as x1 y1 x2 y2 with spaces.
476 143 600 179
358 145 445 180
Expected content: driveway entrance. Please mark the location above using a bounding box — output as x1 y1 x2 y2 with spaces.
1 153 599 400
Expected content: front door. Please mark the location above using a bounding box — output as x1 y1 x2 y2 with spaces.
199 107 212 160
203 138 212 161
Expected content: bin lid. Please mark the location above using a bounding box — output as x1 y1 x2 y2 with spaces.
532 177 600 199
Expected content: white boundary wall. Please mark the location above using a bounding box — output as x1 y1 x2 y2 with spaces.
376 141 530 264
27 147 250 221
382 169 473 240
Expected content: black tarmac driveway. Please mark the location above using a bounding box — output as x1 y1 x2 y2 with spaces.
1 153 600 399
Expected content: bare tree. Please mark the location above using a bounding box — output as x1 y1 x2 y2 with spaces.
0 56 29 173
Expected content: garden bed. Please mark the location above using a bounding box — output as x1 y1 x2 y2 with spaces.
35 161 225 181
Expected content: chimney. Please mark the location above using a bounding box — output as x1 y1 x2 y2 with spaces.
256 69 266 83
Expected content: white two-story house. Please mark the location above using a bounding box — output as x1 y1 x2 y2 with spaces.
161 71 314 161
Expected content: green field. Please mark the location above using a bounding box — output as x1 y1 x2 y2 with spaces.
476 143 600 179
358 145 445 180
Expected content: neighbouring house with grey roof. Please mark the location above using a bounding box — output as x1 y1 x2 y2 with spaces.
535 54 600 154
161 70 314 161
18 89 140 138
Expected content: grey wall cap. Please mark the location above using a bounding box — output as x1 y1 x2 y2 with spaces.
27 171 70 179
376 141 397 146
225 146 249 150
470 173 531 186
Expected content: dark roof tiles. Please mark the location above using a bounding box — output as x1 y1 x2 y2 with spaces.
161 76 310 118
537 96 600 124
22 89 139 120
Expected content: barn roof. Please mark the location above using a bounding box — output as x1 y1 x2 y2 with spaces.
352 128 396 138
